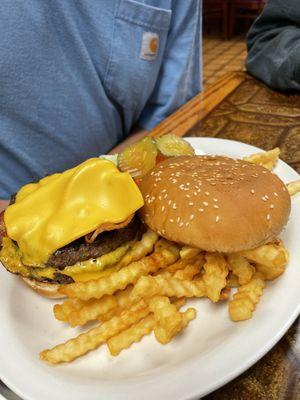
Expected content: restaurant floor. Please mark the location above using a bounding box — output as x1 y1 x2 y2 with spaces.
203 34 247 86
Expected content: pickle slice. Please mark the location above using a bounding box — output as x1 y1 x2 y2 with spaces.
118 137 157 179
155 134 195 157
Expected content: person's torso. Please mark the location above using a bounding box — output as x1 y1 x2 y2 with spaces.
0 0 172 198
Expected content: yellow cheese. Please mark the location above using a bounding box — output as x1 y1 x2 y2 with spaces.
31 267 55 280
63 243 130 276
16 173 61 202
4 158 144 266
65 267 120 283
0 237 55 279
0 237 130 283
0 237 30 277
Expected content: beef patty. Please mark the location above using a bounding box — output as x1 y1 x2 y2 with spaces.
46 216 143 269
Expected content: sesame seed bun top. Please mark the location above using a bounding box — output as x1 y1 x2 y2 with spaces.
138 156 291 253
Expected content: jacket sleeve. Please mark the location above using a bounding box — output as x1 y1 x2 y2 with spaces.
138 0 202 130
246 0 300 91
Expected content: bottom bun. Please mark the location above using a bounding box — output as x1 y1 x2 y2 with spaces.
22 277 65 299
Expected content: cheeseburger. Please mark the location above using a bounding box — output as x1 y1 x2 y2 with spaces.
139 156 291 253
0 158 144 298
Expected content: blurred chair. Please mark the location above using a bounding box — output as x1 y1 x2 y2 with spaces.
203 0 230 39
228 0 265 38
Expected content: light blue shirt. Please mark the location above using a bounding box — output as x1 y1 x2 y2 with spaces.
0 0 202 199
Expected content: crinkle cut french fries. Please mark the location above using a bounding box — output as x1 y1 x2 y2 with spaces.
287 180 300 197
40 230 289 364
242 147 299 197
243 147 280 170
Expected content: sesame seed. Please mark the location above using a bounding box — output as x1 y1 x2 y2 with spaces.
261 196 267 202
274 192 278 197
172 204 177 209
177 217 180 223
198 208 204 212
169 218 174 223
213 205 219 209
203 201 209 206
267 214 270 221
161 206 165 212
213 198 218 202
168 200 172 205
251 189 255 194
265 195 269 200
179 222 184 227
190 214 195 220
270 204 274 209
189 202 194 206
216 216 220 223
205 191 210 196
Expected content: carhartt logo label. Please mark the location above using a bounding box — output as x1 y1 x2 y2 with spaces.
140 32 159 61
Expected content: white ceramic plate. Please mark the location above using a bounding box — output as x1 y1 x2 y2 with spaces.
0 138 299 400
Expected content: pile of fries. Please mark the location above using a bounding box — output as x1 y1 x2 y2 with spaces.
40 229 289 364
40 148 299 364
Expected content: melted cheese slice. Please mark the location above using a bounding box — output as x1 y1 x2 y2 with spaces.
0 237 130 282
4 158 144 266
